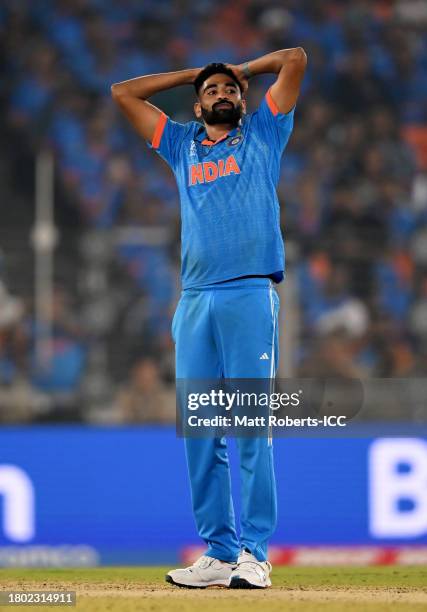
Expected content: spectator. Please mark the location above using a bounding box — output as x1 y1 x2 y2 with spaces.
114 357 175 424
27 288 86 421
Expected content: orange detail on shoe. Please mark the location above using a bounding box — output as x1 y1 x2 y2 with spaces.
266 88 279 116
152 112 168 149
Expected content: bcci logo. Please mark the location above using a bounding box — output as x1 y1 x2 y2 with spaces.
228 135 243 147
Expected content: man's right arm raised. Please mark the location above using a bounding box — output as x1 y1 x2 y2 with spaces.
111 69 200 143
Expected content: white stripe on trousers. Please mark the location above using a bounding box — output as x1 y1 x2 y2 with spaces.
268 282 277 446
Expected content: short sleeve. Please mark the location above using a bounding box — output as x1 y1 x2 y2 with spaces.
147 112 187 169
251 87 295 154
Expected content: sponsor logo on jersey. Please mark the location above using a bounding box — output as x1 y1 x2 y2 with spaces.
189 155 241 186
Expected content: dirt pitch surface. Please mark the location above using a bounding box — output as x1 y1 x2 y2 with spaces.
1 566 427 612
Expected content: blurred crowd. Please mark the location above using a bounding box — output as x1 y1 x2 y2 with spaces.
1 0 427 423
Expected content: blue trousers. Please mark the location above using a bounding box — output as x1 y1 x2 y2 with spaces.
173 277 279 562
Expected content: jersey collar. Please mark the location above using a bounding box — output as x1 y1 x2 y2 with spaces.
195 122 242 146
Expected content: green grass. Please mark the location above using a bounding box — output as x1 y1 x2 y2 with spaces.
1 566 426 612
1 565 427 588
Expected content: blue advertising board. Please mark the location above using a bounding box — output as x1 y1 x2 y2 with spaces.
0 428 427 565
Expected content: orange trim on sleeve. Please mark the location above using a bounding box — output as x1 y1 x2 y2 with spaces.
152 112 168 149
266 87 279 116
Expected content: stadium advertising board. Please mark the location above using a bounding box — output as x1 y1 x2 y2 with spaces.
0 428 426 566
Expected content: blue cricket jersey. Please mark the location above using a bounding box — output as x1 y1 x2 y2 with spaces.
148 88 295 289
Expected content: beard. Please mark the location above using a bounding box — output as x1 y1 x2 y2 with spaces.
201 100 243 126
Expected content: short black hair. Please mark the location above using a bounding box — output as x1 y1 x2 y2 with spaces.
193 62 243 96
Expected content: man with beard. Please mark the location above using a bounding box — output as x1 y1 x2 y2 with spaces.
111 49 306 588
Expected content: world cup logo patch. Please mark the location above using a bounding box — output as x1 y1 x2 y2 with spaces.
189 140 197 157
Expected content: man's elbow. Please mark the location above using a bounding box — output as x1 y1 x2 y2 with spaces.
289 47 307 68
110 83 122 100
111 84 131 107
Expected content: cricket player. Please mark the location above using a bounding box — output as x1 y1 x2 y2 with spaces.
111 47 306 588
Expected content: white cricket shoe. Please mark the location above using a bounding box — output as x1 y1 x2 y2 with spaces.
229 550 272 588
165 555 236 588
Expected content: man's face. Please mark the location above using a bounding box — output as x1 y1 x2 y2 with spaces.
195 73 245 126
